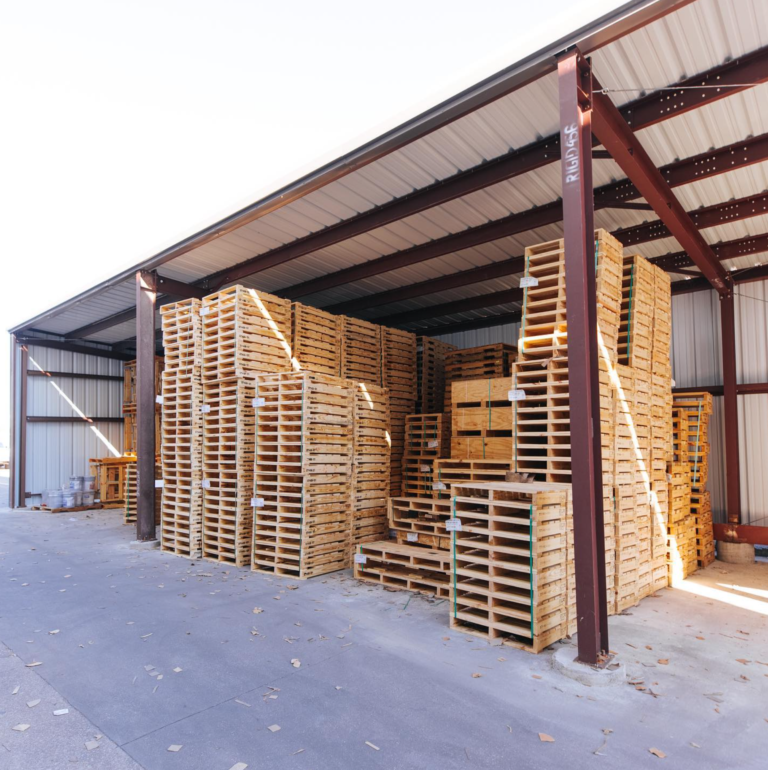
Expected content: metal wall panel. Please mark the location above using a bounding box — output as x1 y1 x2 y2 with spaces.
23 343 124 504
435 321 521 349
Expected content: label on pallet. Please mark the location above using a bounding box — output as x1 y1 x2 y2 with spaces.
251 497 265 508
667 473 672 483
154 479 164 489
155 395 164 405
420 465 430 472
520 276 539 288
445 518 462 532
508 389 526 401
354 553 367 564
199 306 210 316
432 482 446 491
427 440 438 448
252 397 266 408
200 404 211 413
406 533 418 542
201 479 211 489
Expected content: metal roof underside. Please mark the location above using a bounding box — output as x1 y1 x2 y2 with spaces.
12 0 768 345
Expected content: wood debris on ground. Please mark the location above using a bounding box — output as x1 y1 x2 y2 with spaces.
649 748 666 758
167 745 182 752
365 741 380 750
538 733 555 742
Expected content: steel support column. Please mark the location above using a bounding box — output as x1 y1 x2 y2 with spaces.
720 292 741 525
558 49 608 664
136 270 157 541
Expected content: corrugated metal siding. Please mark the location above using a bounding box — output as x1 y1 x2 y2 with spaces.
24 343 124 503
435 321 520 348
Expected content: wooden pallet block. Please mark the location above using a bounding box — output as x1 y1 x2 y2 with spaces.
252 371 354 578
201 285 293 380
448 481 571 653
291 302 343 377
201 377 256 566
353 540 452 598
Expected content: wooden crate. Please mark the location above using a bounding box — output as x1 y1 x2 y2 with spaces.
341 316 381 387
90 455 135 506
352 382 390 546
201 285 293 380
291 302 343 377
252 371 354 578
449 481 571 653
417 336 456 414
353 540 452 598
201 377 256 566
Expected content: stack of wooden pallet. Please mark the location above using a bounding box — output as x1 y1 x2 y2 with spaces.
449 482 572 653
672 392 715 571
443 343 515 429
341 317 381 386
124 460 162 525
201 286 293 566
666 462 694 583
401 413 450 496
416 336 456 414
352 382 390 546
381 327 417 496
431 458 515 500
122 356 164 453
291 302 342 376
159 299 203 557
252 371 355 578
450 377 515 461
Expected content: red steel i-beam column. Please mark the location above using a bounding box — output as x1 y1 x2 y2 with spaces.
557 49 608 664
136 270 157 541
720 292 742 525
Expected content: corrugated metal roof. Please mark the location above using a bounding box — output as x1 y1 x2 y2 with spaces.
11 0 768 344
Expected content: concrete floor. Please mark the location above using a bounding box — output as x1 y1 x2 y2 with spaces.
1 507 766 770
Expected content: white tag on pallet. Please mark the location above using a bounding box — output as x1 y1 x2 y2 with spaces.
427 440 438 448
508 389 526 401
252 397 266 408
432 482 446 491
420 465 430 472
201 479 211 489
406 533 418 542
520 276 539 288
354 553 367 564
445 518 462 532
251 497 265 508
199 306 210 316
154 479 164 489
200 404 210 413
155 395 164 405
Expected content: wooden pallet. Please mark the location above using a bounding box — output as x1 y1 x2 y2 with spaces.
291 302 343 377
123 356 164 414
449 482 572 653
401 457 437 497
352 382 390 546
417 336 456 414
160 370 203 557
160 299 203 372
31 504 104 513
123 461 162 525
388 496 452 548
381 326 417 401
353 540 452 598
341 316 381 387
201 285 293 380
252 371 354 578
431 459 515 499
201 377 256 566
404 413 450 458
617 254 654 370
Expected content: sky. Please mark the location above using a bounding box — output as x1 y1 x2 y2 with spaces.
0 0 628 445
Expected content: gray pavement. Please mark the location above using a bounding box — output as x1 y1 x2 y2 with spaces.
1 506 767 769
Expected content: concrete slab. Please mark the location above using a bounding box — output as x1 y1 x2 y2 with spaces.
1 507 767 769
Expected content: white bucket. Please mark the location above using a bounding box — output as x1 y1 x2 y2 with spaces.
61 490 77 508
44 489 63 509
81 491 95 506
69 476 84 491
83 475 96 491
